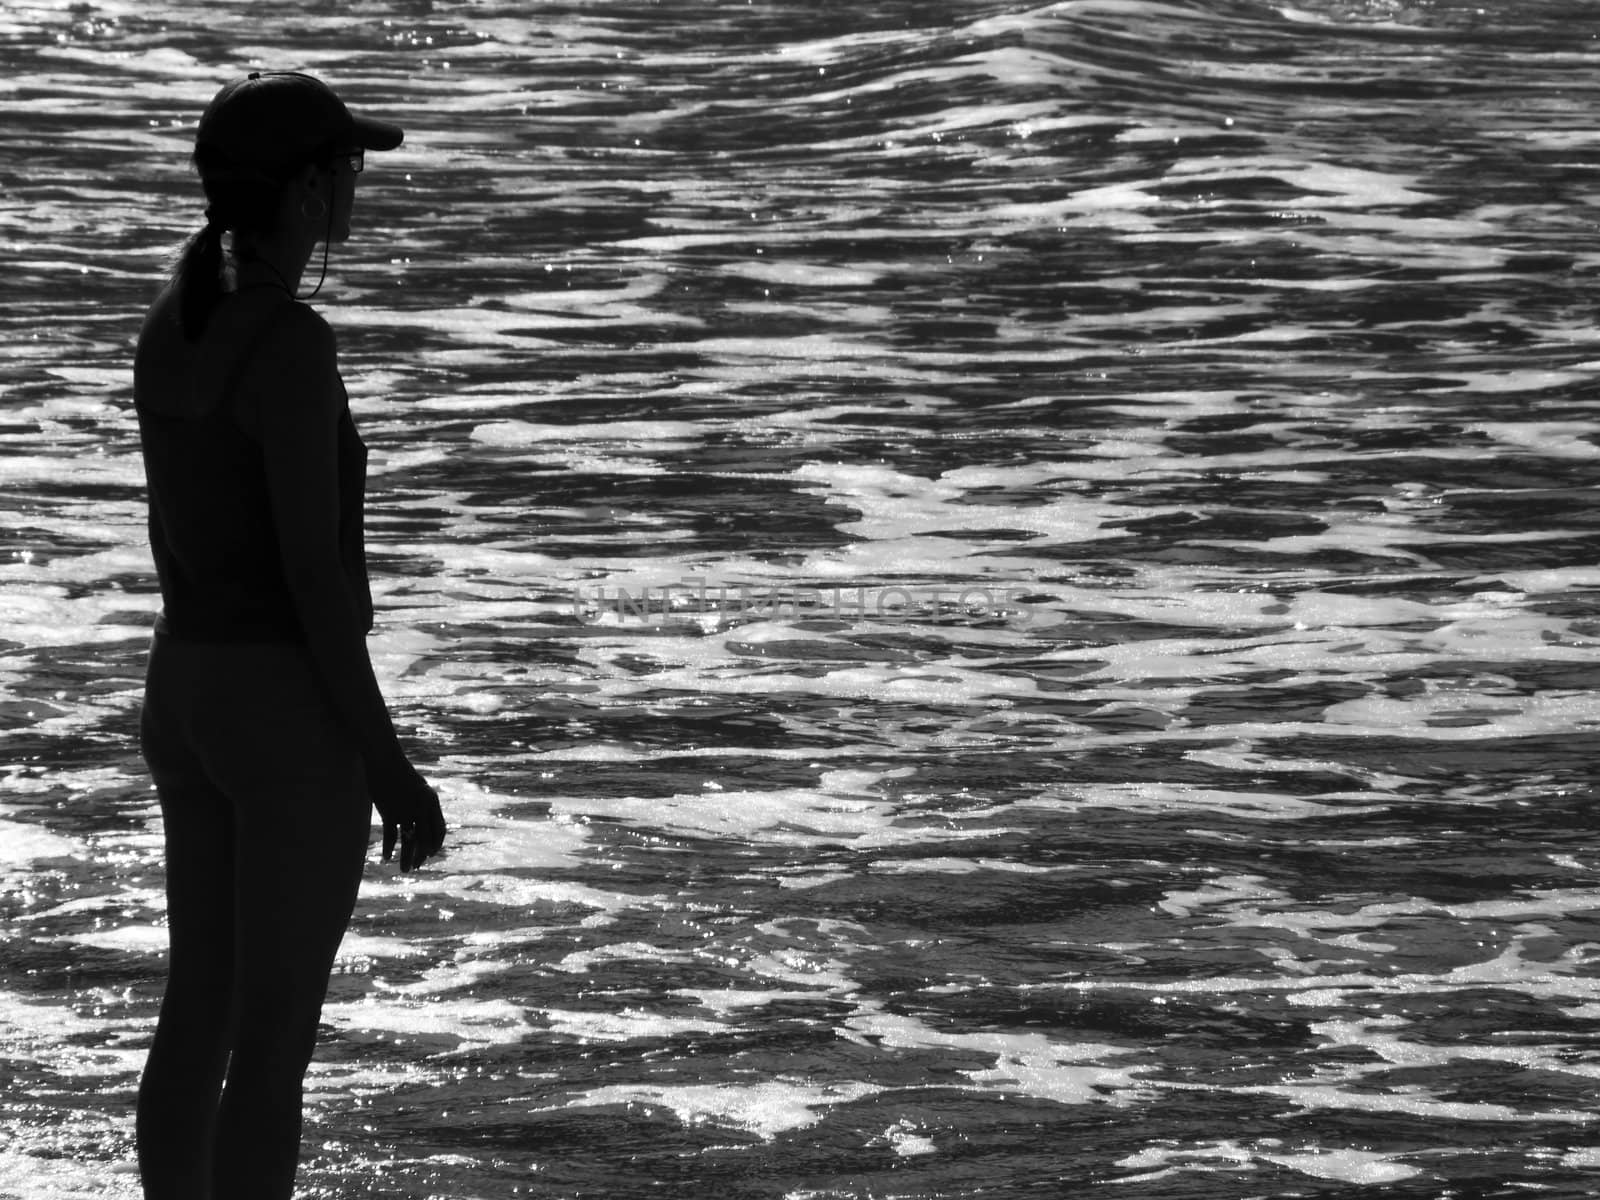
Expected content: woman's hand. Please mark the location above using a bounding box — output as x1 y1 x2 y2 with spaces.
371 764 447 870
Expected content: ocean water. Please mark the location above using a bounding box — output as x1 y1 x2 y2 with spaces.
3 0 1600 1196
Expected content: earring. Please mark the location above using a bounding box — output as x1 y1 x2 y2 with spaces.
301 195 327 220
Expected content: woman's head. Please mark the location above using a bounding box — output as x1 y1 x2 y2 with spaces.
195 72 400 234
173 72 403 337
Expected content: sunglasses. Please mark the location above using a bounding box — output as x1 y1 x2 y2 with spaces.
325 148 364 174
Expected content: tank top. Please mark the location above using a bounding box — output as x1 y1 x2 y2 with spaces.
135 304 373 643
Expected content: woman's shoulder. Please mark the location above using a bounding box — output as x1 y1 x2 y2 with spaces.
249 299 338 393
136 287 329 360
238 300 346 431
133 286 193 415
263 298 336 356
136 289 339 421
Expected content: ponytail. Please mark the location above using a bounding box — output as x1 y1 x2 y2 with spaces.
174 143 296 341
174 217 226 342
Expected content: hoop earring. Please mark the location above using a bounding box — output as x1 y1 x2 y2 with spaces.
301 195 327 221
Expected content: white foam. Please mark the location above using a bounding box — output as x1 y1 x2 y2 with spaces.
673 986 827 1015
551 787 889 846
1030 785 1388 822
722 261 882 288
0 1149 140 1199
469 419 705 446
1217 1080 1544 1123
868 856 1060 875
1309 1007 1600 1081
1116 1140 1422 1184
554 941 693 973
319 995 532 1054
845 1007 1148 1105
883 1118 937 1157
335 933 426 964
533 1006 729 1043
0 990 145 1080
562 1079 882 1139
0 818 81 864
57 924 166 953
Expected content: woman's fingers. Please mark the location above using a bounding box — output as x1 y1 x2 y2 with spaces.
375 779 446 871
399 821 433 871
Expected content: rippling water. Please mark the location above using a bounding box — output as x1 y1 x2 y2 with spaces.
5 0 1600 1196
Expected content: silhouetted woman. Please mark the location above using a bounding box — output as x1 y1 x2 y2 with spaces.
132 72 446 1199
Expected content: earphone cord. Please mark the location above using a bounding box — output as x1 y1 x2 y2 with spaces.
297 198 333 300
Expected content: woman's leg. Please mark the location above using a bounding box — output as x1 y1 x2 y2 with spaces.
137 777 238 1199
139 638 374 1199
137 646 240 1200
209 740 370 1199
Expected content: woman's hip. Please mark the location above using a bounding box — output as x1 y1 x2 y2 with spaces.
141 633 362 792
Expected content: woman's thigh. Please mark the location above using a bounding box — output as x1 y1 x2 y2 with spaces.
226 753 369 1053
199 643 371 1003
143 637 238 993
145 637 372 1034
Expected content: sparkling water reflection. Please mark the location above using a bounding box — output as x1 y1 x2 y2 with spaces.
4 0 1600 1196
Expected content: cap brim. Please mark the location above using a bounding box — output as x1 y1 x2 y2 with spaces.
353 114 403 151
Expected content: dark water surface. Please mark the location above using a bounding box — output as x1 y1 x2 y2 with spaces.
4 0 1600 1196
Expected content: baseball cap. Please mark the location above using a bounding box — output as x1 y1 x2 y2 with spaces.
196 71 403 175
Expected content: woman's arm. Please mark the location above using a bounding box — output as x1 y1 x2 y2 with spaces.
252 303 444 867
